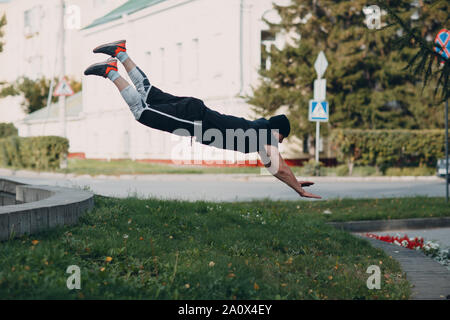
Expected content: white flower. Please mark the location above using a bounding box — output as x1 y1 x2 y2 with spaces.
431 243 440 249
123 234 129 239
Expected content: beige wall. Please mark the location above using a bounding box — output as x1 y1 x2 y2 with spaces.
80 0 298 161
0 0 126 125
5 0 306 161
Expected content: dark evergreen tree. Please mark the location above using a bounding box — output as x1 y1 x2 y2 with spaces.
376 0 449 100
248 0 447 143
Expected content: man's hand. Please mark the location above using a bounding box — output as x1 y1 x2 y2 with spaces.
298 188 322 199
298 181 315 187
298 181 322 198
260 145 322 200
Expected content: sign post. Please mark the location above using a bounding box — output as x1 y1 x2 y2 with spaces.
434 29 449 201
446 99 448 202
54 78 74 97
309 51 329 163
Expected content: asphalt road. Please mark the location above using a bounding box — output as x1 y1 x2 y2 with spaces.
1 174 447 202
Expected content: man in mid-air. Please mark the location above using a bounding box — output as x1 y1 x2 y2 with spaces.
84 40 321 199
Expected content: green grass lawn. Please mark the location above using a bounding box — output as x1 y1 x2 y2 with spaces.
0 196 426 300
59 159 262 175
298 197 450 222
1 159 436 177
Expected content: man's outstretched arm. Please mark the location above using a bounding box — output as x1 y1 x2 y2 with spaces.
259 145 322 199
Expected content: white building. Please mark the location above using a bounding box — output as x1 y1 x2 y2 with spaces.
9 0 305 164
0 0 127 122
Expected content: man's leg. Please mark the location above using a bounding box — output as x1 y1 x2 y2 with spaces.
84 58 147 120
112 75 147 121
93 40 180 104
84 58 200 135
85 41 205 134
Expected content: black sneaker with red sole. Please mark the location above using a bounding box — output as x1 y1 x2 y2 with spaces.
93 40 127 57
84 58 118 78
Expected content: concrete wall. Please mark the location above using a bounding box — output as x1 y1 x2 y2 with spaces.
76 0 298 163
0 178 94 241
0 192 19 206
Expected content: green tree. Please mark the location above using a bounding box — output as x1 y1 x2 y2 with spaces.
376 0 449 100
0 77 82 114
0 123 18 138
0 14 6 53
248 0 446 143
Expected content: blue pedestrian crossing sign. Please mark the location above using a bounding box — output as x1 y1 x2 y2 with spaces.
309 100 329 122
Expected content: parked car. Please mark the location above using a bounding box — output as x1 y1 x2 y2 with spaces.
436 158 450 182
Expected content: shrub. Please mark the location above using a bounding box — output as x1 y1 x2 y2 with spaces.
385 166 435 176
0 136 22 167
0 136 69 170
335 164 349 176
0 123 18 138
331 130 445 173
352 166 378 177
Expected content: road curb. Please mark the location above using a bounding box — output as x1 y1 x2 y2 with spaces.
361 236 450 300
0 168 442 182
0 178 94 241
328 217 450 233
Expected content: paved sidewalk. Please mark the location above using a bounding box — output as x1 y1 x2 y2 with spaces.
0 172 447 201
364 237 450 300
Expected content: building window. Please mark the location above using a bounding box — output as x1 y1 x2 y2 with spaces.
24 6 41 37
160 47 165 84
261 30 276 71
93 0 107 8
176 42 183 83
303 135 309 154
145 51 152 75
212 33 224 78
192 38 199 80
30 55 43 78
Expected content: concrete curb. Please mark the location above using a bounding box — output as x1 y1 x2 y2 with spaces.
361 237 450 300
328 217 450 233
0 178 94 241
0 168 442 182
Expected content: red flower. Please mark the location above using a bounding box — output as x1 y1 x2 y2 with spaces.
365 233 424 250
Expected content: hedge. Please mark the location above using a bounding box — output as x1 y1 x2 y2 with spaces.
331 129 445 172
0 123 18 138
0 136 69 170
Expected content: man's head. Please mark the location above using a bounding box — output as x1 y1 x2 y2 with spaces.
269 115 291 143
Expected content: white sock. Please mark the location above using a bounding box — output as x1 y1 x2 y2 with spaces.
116 52 129 63
107 70 120 82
